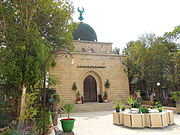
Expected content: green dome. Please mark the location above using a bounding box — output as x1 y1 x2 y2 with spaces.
73 22 97 41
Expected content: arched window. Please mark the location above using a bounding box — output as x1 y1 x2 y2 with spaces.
90 48 95 53
81 48 86 52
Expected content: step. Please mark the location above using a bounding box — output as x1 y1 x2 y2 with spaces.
73 102 115 112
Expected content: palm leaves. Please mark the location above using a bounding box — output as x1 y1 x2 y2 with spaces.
64 104 74 119
127 96 135 109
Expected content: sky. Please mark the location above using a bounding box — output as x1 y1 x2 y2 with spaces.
72 0 180 51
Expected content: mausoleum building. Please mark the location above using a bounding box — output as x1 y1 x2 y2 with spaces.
50 9 129 104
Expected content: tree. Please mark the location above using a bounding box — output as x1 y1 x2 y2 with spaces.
175 51 180 90
112 47 120 54
163 25 180 91
0 0 75 129
123 40 147 94
164 25 180 45
123 29 179 101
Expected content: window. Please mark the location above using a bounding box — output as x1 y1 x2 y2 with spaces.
90 48 95 53
81 48 86 52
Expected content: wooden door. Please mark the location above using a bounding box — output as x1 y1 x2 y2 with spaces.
84 75 97 102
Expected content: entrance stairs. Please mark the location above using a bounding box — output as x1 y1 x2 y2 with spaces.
73 102 115 112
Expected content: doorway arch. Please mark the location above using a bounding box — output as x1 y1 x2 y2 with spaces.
83 75 97 102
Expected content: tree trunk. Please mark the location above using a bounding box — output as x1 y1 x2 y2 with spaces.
17 85 27 129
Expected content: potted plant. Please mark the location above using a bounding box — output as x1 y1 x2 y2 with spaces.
155 101 162 108
139 107 149 113
114 101 122 112
98 94 104 103
76 91 82 104
120 105 125 111
155 101 163 112
127 96 135 110
103 91 108 102
104 79 110 88
157 107 162 112
133 98 142 108
60 104 75 132
72 82 77 91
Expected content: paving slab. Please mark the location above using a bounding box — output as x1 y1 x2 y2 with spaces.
57 111 180 135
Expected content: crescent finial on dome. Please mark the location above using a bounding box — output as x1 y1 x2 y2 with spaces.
78 7 84 22
78 7 84 13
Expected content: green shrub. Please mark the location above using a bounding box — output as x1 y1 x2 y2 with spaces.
155 101 162 108
133 98 142 108
120 106 125 111
34 111 53 134
158 108 162 112
0 101 13 128
114 101 122 108
0 129 20 135
0 113 13 128
155 101 163 112
64 104 74 119
127 96 135 108
172 91 180 102
139 107 149 113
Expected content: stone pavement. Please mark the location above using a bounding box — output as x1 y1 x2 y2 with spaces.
57 111 180 135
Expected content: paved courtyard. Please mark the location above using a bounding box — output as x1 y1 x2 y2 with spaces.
58 111 180 135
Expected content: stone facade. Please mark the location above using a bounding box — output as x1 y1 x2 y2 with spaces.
73 40 112 53
50 40 129 104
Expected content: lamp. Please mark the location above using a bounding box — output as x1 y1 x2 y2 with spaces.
71 58 74 64
42 49 74 135
156 82 161 100
157 82 160 86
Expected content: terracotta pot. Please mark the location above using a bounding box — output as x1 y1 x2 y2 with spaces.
103 96 108 102
76 97 82 104
77 97 81 101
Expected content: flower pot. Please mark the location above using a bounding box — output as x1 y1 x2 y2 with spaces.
77 98 81 101
98 94 104 103
77 97 82 104
115 107 120 112
103 96 108 102
104 100 108 103
77 100 82 104
60 118 75 132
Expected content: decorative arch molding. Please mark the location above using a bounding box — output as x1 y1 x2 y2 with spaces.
78 69 104 97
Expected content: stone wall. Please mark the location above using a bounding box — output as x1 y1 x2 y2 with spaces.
73 40 112 54
50 52 129 104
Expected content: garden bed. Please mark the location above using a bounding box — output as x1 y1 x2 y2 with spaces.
113 109 174 128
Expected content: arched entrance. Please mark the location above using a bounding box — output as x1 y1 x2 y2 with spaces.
83 75 97 102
